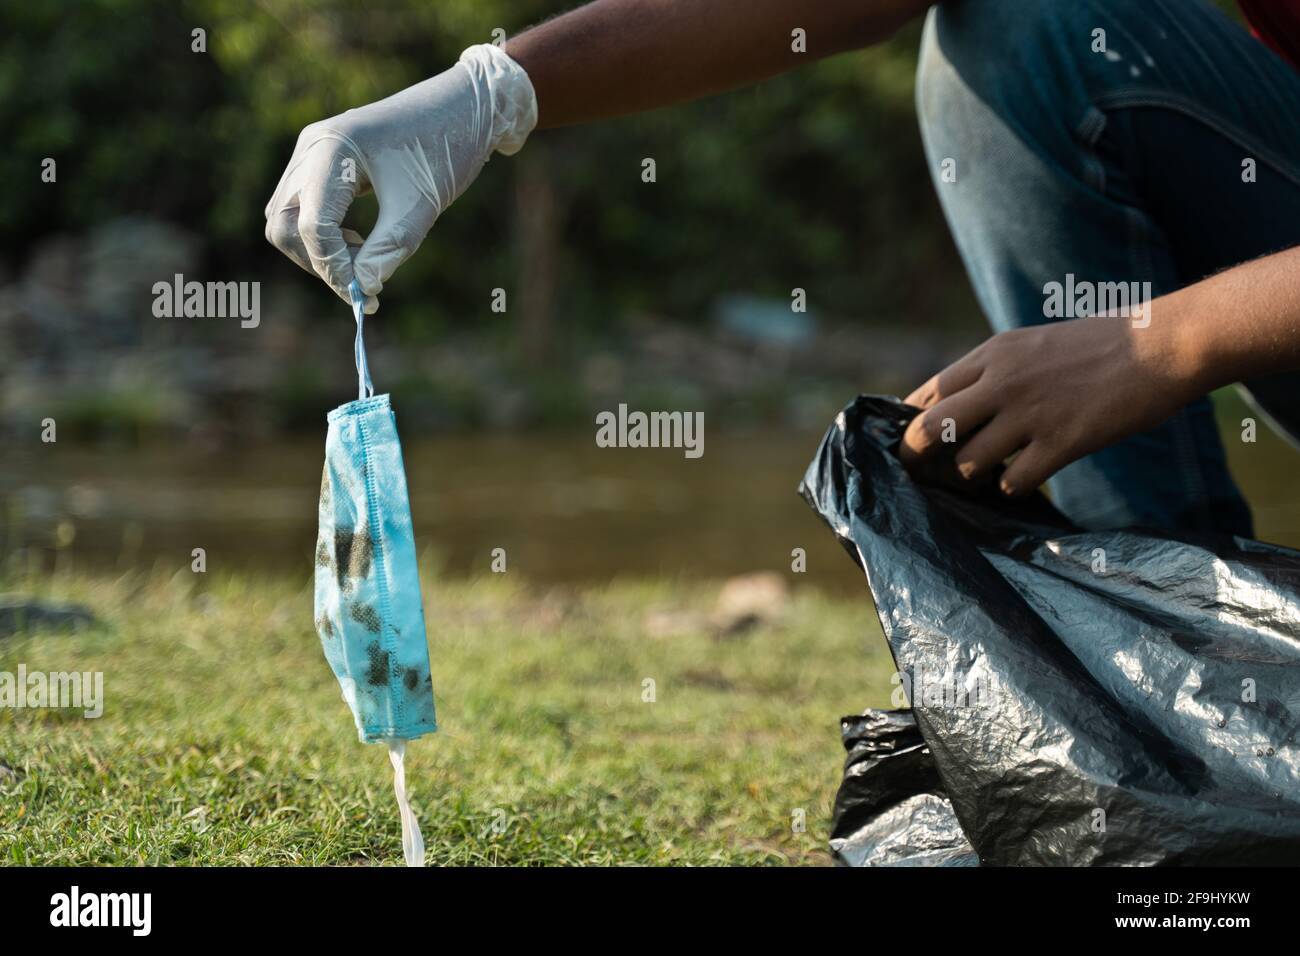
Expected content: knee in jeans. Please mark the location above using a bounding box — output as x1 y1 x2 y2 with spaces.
917 0 1088 140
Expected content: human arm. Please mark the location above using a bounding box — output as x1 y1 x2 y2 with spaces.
508 0 933 128
900 246 1300 495
265 0 934 310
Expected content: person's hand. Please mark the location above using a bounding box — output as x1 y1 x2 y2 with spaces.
264 44 537 313
900 311 1204 496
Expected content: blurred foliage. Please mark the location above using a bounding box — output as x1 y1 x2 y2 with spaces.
6 0 984 339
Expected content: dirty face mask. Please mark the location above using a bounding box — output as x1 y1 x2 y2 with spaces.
314 280 437 866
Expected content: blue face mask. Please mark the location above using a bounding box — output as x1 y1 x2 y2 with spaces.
314 280 436 866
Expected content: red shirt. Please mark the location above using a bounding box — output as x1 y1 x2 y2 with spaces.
1240 0 1300 70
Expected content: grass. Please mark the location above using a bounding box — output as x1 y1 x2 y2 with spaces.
0 568 892 866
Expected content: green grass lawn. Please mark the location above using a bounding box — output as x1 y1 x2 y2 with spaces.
0 569 892 866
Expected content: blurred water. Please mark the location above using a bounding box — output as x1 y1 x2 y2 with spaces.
2 428 869 592
6 398 1299 594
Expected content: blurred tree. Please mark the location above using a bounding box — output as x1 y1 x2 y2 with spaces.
3 0 987 346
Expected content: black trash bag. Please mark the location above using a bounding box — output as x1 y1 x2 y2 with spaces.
801 395 1300 866
830 708 978 867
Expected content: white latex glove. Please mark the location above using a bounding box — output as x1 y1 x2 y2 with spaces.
265 43 537 314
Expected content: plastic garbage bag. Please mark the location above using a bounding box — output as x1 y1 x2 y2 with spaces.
829 708 977 867
801 395 1300 866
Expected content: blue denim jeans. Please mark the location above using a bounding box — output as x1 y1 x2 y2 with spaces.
917 0 1300 535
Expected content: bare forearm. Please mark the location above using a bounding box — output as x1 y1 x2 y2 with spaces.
1164 247 1300 395
506 0 933 129
899 245 1300 496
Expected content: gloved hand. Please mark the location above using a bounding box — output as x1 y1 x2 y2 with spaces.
265 43 537 313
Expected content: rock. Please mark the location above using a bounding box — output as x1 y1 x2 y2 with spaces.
711 571 790 637
0 595 96 638
532 589 579 630
83 216 202 339
713 293 817 347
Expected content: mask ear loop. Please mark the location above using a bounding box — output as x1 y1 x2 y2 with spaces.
346 285 419 866
386 739 426 867
349 280 375 401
